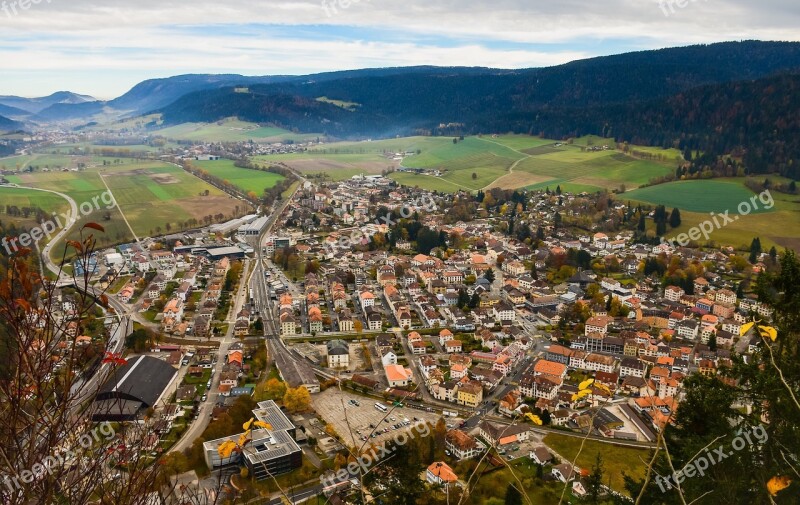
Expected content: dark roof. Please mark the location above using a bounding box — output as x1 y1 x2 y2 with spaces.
96 355 177 408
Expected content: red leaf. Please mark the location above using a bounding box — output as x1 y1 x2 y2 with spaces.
83 222 105 233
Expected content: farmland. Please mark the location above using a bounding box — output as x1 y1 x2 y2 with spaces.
4 157 244 255
624 180 768 214
626 178 800 250
193 159 285 194
0 187 71 227
155 118 317 143
253 134 679 193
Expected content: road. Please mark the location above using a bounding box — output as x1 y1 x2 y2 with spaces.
169 259 252 454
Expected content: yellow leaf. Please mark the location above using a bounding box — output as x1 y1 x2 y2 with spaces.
740 321 755 336
572 389 592 402
237 433 249 447
767 475 791 496
758 326 778 342
242 418 254 431
594 383 612 395
254 421 273 430
579 379 595 391
217 440 237 459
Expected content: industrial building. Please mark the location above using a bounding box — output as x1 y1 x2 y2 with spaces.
91 356 178 422
203 400 303 479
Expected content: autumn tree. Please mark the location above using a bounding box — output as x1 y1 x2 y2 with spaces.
283 386 311 413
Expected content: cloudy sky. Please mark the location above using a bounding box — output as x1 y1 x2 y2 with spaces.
1 0 799 98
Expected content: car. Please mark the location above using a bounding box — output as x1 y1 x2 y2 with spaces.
507 455 515 460
201 395 207 402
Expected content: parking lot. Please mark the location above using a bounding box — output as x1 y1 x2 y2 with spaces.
313 389 458 447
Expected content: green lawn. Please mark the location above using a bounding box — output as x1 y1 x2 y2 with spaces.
544 433 650 494
194 159 285 194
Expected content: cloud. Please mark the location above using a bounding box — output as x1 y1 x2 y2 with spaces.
0 0 798 96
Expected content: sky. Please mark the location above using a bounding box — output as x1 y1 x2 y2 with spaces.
1 0 799 99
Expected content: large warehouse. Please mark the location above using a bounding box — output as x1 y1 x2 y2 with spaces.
92 355 178 422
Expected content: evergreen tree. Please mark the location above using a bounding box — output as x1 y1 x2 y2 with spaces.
749 237 762 264
556 185 562 195
468 292 480 309
790 180 797 193
457 289 470 309
656 220 667 236
484 268 495 283
637 213 646 232
504 484 523 505
769 246 778 263
585 453 605 504
669 207 682 228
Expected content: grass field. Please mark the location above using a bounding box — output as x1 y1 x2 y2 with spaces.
0 187 71 227
624 180 771 214
543 433 650 494
156 118 317 143
625 178 800 251
6 157 245 256
194 160 285 194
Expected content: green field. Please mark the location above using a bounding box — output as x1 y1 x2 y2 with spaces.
0 187 71 226
6 158 245 256
625 178 800 250
624 180 771 214
156 118 317 143
194 160 285 194
543 433 650 494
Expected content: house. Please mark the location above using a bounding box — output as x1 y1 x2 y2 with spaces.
445 430 481 460
664 285 685 302
533 359 567 381
619 358 647 378
426 462 458 487
457 381 483 408
585 316 611 336
326 340 350 369
530 447 554 465
384 364 413 387
450 363 468 380
552 464 578 483
445 340 463 353
380 348 398 366
477 421 530 447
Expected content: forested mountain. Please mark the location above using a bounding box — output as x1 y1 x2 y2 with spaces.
153 42 800 178
0 91 95 114
0 115 22 132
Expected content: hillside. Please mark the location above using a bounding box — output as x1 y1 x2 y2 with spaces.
0 115 23 132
